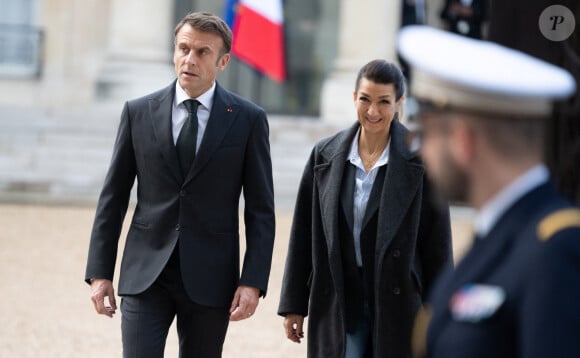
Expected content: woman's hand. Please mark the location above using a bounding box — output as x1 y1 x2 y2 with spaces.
283 314 305 343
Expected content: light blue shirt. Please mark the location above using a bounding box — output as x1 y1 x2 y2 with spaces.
171 81 216 150
474 164 549 238
347 128 390 267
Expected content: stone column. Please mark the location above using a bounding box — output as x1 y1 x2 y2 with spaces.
320 0 402 124
96 0 175 103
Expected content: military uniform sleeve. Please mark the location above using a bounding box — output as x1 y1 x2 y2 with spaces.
520 210 580 357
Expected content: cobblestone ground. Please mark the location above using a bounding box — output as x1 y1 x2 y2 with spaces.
0 204 472 357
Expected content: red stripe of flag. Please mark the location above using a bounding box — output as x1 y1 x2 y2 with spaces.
232 5 286 82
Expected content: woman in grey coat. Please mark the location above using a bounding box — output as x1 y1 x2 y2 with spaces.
278 60 452 357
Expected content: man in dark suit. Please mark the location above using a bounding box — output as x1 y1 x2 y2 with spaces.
85 12 275 357
398 26 580 357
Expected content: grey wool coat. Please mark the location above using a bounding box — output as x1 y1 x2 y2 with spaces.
278 120 452 357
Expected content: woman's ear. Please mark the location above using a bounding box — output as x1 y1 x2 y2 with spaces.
396 95 406 112
394 96 406 120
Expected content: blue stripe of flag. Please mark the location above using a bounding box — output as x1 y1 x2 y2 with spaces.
223 0 240 28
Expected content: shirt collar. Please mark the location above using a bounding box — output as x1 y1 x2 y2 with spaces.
347 127 390 171
174 81 216 112
474 164 549 238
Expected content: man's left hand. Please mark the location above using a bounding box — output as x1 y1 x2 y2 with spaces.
229 285 260 321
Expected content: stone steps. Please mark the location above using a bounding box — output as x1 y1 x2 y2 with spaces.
0 106 339 208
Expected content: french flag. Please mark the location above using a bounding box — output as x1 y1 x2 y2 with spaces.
224 0 286 82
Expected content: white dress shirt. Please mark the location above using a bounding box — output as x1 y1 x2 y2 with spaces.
171 81 216 150
347 128 391 267
474 164 550 238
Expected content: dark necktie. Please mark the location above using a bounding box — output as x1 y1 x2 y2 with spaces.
176 99 200 177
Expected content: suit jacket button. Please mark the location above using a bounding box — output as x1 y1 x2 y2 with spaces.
179 190 186 197
175 224 181 231
393 249 401 258
393 287 401 295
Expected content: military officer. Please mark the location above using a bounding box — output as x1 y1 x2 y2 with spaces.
397 25 580 358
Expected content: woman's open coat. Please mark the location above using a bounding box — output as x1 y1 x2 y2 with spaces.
278 120 453 357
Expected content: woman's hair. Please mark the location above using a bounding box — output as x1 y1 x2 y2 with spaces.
174 12 233 57
355 59 406 100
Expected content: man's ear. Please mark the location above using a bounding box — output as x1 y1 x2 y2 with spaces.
449 117 476 168
217 53 231 71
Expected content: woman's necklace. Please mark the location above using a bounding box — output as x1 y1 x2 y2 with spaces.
359 143 387 172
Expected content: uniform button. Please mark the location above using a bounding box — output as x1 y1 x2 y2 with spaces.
393 287 401 295
392 249 401 258
179 190 186 197
175 224 181 231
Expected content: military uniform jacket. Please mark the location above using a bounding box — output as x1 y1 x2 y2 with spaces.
426 181 580 357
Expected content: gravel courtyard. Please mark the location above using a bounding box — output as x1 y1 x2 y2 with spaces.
0 204 472 357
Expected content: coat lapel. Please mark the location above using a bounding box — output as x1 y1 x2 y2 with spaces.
149 81 182 184
376 120 424 260
314 124 359 290
340 162 356 233
428 183 551 340
184 83 238 186
441 183 550 296
427 230 514 345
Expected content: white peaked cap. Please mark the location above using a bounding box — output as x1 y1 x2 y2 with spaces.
397 25 577 117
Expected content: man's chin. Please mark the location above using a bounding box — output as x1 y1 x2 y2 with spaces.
428 175 468 207
442 184 468 206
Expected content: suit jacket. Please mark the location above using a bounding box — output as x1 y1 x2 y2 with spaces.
278 120 452 357
426 181 580 358
85 81 275 308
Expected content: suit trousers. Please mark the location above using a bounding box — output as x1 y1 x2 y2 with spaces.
121 246 230 358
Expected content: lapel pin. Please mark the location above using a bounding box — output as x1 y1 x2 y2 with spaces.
449 283 506 323
227 107 233 113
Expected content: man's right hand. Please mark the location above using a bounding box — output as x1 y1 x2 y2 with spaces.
90 278 117 318
283 314 305 343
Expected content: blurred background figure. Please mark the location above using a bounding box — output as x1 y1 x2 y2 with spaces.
439 0 487 38
399 25 580 358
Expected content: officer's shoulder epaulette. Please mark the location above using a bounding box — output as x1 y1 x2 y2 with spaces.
537 208 580 241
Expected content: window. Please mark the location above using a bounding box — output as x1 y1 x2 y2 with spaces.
0 0 42 78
